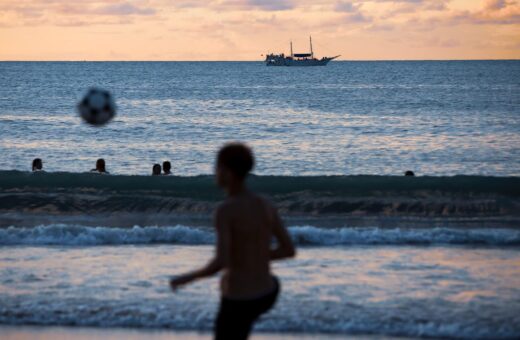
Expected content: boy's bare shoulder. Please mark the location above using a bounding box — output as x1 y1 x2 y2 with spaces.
254 193 275 210
215 193 274 216
247 193 277 219
215 200 235 218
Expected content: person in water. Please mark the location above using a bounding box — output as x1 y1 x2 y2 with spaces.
405 170 415 177
152 163 162 176
163 161 172 175
169 143 295 340
32 158 43 172
91 158 109 174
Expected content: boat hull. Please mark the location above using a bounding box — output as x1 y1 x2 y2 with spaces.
266 57 335 67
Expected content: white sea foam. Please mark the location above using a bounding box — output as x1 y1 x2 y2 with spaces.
0 224 519 246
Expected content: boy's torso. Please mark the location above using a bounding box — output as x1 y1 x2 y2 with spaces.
219 192 275 299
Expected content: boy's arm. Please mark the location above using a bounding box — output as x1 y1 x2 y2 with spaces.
170 206 231 290
269 204 296 261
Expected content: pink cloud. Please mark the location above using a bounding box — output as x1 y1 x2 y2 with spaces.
335 1 361 12
456 0 520 25
0 0 156 18
248 0 294 11
94 3 156 16
334 1 372 24
484 0 515 11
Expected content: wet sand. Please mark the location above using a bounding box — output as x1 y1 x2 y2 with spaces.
0 325 410 340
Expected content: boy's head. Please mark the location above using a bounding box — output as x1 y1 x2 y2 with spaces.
216 143 254 187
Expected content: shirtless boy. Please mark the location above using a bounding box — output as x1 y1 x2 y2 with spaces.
170 142 296 340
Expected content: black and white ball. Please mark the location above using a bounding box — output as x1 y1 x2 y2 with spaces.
77 88 116 126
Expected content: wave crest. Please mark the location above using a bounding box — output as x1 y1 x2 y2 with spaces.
1 224 519 246
1 171 519 217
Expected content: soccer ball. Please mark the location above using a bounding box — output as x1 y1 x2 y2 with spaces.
77 88 116 126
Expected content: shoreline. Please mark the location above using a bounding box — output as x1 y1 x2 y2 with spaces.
0 325 415 340
2 213 520 229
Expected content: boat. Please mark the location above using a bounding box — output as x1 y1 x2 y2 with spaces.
265 36 340 66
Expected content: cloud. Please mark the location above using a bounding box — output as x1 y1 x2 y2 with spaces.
333 1 372 24
248 0 294 11
335 1 360 12
484 0 514 11
365 22 395 31
94 3 156 16
370 0 519 28
173 0 295 11
0 1 157 18
377 0 450 15
449 0 520 25
0 0 158 27
343 11 371 23
422 1 449 11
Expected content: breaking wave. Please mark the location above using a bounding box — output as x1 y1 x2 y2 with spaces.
1 171 519 217
1 224 519 246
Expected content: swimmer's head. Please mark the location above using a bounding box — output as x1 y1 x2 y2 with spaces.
216 143 254 187
152 163 162 176
32 158 43 171
404 170 415 177
96 158 106 172
163 161 171 174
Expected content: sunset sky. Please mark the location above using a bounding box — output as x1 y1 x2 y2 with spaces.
0 0 519 60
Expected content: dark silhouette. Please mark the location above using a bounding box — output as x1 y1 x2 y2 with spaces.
163 161 172 175
32 158 43 172
405 170 415 177
91 158 109 174
152 164 162 176
170 143 295 340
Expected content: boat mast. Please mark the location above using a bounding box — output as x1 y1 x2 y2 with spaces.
310 36 314 58
290 40 293 58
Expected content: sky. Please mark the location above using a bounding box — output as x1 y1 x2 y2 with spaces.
0 0 519 60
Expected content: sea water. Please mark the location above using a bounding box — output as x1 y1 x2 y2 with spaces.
1 61 520 339
0 61 519 176
0 238 519 338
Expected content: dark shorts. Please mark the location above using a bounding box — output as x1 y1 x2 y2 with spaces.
214 276 280 340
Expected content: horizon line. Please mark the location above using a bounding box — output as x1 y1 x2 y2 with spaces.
1 59 519 62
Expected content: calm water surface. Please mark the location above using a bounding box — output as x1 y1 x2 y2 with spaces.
0 61 519 175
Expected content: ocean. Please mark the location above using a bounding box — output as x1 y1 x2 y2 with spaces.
0 61 519 176
0 61 519 339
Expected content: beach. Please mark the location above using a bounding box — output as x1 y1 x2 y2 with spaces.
0 326 410 340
